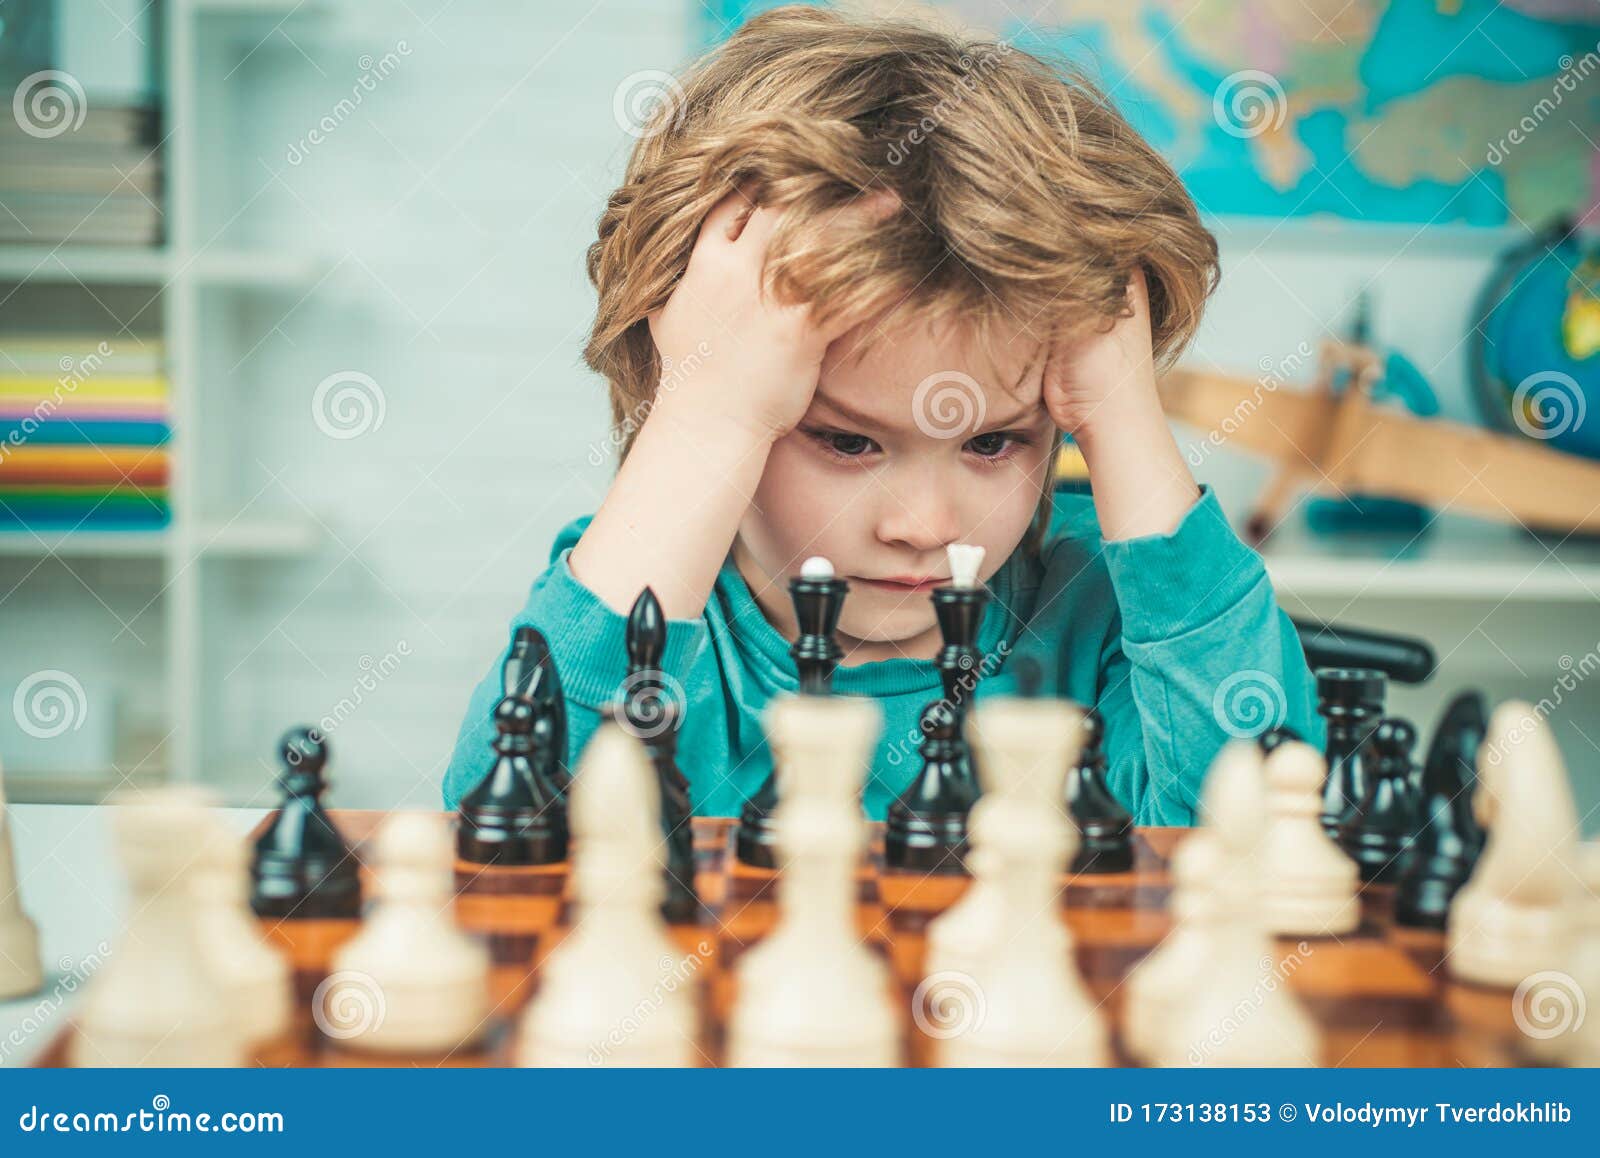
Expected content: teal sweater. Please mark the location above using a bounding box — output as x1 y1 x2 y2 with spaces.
443 487 1320 826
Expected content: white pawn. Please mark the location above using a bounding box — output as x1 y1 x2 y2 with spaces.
1259 741 1359 936
192 816 293 1047
1151 907 1320 1067
1449 702 1579 988
765 691 882 812
935 796 1105 1066
0 764 43 999
1122 833 1229 1064
519 724 693 1067
925 696 1082 979
728 796 898 1066
325 811 490 1054
72 787 243 1067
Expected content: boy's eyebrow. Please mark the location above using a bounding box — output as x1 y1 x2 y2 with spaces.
813 389 1045 432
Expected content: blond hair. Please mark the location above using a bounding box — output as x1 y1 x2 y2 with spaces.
583 4 1218 550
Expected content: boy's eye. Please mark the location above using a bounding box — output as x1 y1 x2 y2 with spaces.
965 432 1016 458
813 431 878 458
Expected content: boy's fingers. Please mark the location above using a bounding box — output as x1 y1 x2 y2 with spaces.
696 188 755 251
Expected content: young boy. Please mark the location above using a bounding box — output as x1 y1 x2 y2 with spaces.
443 6 1319 825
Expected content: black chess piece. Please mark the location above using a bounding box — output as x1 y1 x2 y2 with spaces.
1337 717 1420 883
250 727 363 919
456 627 569 865
622 588 699 924
1315 667 1386 838
1257 724 1303 756
884 578 990 872
1066 708 1134 873
1394 691 1489 928
883 702 975 872
735 566 848 868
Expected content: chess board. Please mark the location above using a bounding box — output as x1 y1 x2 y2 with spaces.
39 810 1545 1068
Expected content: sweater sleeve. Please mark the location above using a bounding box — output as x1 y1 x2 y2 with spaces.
441 517 712 809
1094 487 1320 826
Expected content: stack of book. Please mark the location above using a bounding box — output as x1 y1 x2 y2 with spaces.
0 335 170 531
0 102 162 246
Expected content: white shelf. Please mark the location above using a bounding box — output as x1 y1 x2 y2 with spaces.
1262 515 1600 601
0 246 173 283
0 518 320 560
0 245 320 287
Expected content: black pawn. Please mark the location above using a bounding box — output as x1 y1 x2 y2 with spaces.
1395 692 1489 928
1337 717 1420 883
251 727 363 919
456 627 569 865
1315 668 1386 838
623 588 698 924
1066 709 1134 873
884 578 990 872
735 566 847 868
884 702 974 873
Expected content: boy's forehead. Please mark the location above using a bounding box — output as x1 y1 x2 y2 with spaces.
817 313 1047 426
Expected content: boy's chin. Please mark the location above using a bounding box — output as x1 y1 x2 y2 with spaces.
836 607 940 651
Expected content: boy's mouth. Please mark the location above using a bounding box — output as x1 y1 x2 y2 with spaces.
855 575 944 594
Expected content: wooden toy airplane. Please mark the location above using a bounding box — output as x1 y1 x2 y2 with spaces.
1155 339 1600 543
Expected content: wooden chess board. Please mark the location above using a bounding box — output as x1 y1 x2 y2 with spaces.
40 810 1545 1068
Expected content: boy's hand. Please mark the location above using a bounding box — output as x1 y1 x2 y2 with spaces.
1040 266 1158 439
647 187 899 443
1040 266 1201 540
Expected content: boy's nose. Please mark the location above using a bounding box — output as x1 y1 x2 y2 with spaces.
872 475 961 554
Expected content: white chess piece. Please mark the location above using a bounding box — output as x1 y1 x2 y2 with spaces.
925 696 1082 979
935 796 1105 1066
0 764 43 999
326 810 490 1054
519 723 694 1066
1122 833 1229 1064
71 787 243 1067
1449 702 1579 988
728 796 899 1066
1151 903 1321 1067
1260 741 1359 936
764 691 882 811
192 816 293 1047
